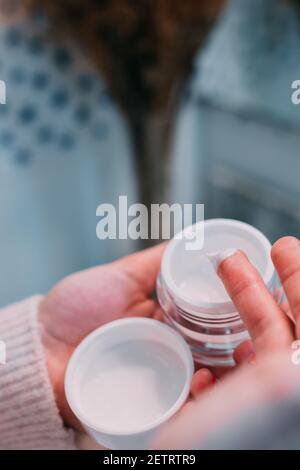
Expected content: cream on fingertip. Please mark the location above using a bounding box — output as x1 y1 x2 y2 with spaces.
207 248 238 272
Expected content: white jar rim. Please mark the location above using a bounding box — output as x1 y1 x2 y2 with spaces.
65 318 194 438
161 218 275 315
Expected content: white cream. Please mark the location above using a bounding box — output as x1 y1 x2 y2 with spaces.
165 220 269 306
207 248 238 271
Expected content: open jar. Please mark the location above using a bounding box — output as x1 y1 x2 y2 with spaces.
157 219 282 368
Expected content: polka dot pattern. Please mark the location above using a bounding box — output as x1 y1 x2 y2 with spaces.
98 90 112 105
9 66 26 85
0 23 113 166
27 36 45 56
31 71 49 91
0 17 137 309
0 130 14 148
5 28 22 47
74 104 91 124
58 131 76 150
77 74 94 93
91 121 110 140
50 88 70 109
18 105 38 125
36 125 54 144
14 148 32 165
52 47 73 69
0 103 8 115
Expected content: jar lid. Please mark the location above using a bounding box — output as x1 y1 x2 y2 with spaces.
161 218 275 315
65 317 194 448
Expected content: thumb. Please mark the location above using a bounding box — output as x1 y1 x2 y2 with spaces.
117 243 167 294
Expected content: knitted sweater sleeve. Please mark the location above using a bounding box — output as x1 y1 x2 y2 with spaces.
0 296 77 449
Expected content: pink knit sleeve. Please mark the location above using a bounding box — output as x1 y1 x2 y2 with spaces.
0 296 77 449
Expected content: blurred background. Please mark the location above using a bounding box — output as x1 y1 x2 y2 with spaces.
0 0 300 306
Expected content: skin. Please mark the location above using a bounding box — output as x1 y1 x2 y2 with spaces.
38 243 215 429
40 236 300 445
153 236 300 449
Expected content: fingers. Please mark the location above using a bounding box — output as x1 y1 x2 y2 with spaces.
177 369 215 420
216 250 293 356
152 351 298 450
190 368 215 399
118 243 166 294
280 301 294 324
124 298 159 319
271 237 300 337
152 306 164 322
234 339 256 365
130 301 164 321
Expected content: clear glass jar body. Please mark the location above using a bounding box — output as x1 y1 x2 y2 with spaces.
157 273 282 368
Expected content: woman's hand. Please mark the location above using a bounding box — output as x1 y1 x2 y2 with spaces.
217 236 298 360
152 236 300 449
38 244 166 428
38 243 216 430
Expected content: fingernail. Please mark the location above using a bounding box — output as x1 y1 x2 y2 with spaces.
207 248 238 272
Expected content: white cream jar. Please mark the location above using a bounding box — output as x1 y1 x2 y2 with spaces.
157 218 281 367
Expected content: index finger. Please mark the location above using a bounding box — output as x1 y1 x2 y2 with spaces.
271 236 300 337
212 250 293 356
